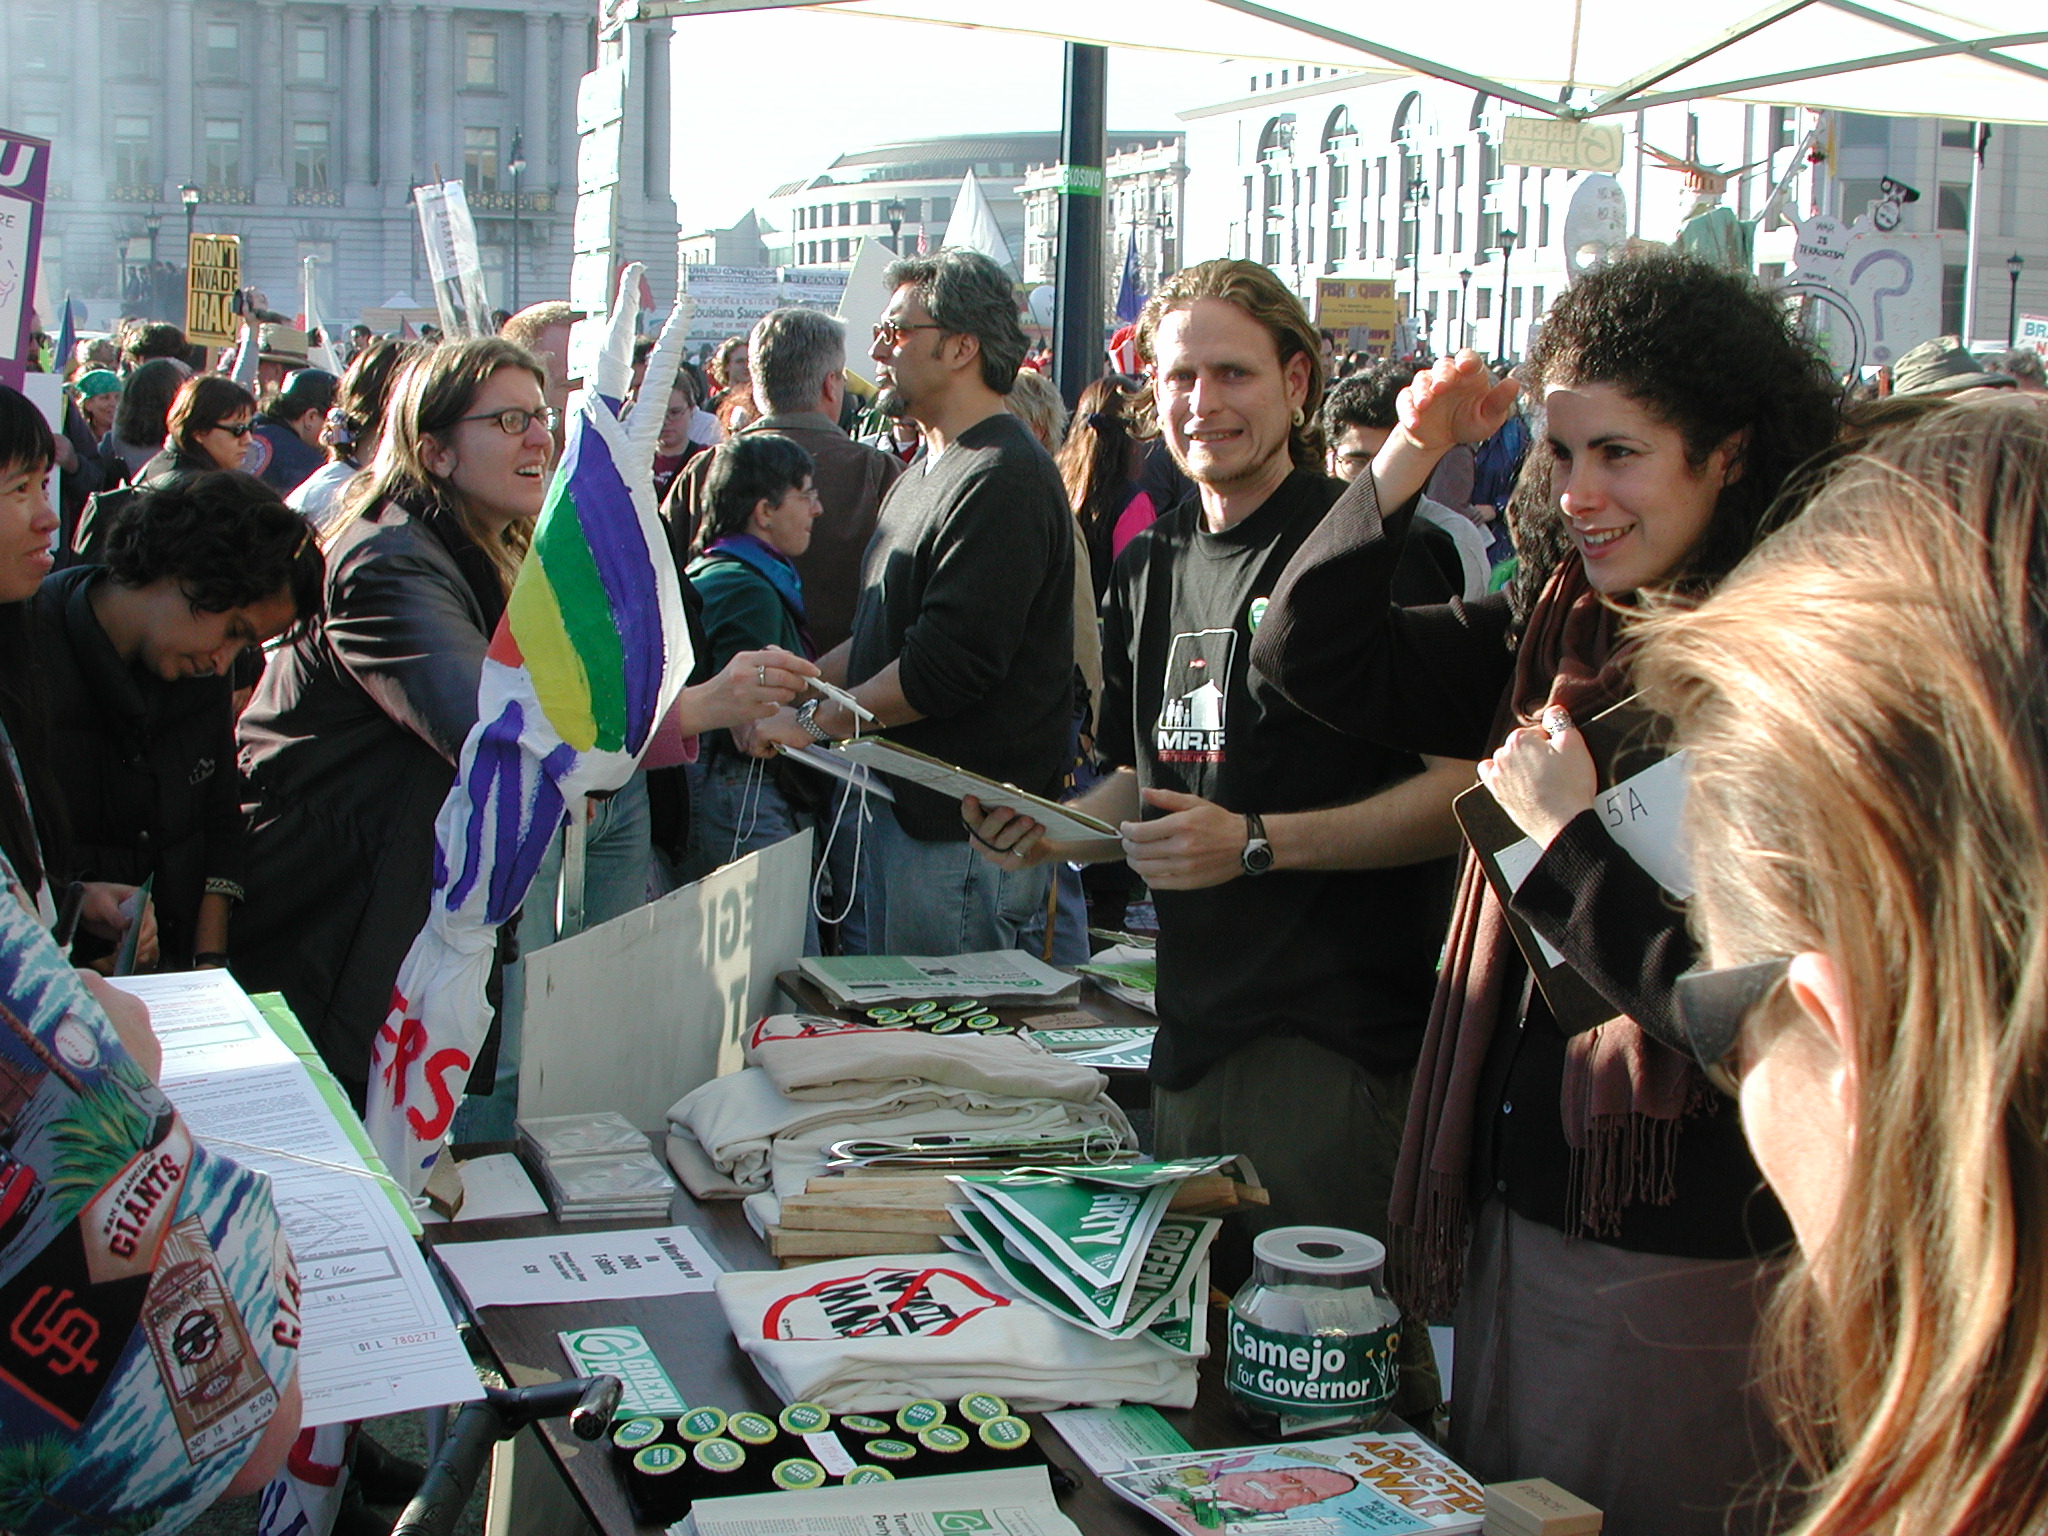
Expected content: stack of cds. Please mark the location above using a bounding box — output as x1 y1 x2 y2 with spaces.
516 1111 676 1221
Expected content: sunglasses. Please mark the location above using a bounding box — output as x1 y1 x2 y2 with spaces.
1673 956 1790 1097
212 419 255 438
872 319 946 347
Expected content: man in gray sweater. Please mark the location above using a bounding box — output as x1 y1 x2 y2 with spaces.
744 250 1073 955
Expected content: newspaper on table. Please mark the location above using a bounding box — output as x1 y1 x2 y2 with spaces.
799 949 1080 1008
1104 1430 1486 1535
679 1464 1082 1536
116 971 483 1426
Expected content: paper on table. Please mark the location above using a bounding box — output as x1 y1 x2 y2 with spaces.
433 1224 724 1309
1043 1405 1193 1476
684 1464 1082 1536
830 737 1118 844
415 1153 549 1225
131 977 482 1425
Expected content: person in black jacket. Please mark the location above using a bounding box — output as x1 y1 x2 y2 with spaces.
1248 256 1840 1535
33 471 321 970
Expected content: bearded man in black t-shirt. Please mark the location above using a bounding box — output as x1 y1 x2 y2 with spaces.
965 260 1474 1419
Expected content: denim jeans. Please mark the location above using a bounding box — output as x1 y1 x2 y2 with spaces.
685 751 819 952
454 770 654 1142
853 807 1053 958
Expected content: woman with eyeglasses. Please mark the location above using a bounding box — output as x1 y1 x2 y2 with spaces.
1249 254 1840 1534
1637 397 2048 1536
234 338 815 1105
231 338 560 1103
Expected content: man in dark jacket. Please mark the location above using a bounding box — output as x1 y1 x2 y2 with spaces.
662 306 901 653
33 471 321 969
248 368 336 496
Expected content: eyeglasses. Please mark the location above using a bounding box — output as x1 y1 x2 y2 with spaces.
212 419 254 438
1673 955 1790 1097
872 319 946 347
456 406 561 436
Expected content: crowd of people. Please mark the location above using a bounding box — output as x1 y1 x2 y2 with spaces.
6 243 2048 1536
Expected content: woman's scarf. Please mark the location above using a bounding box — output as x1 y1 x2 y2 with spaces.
1388 557 1706 1318
702 534 816 659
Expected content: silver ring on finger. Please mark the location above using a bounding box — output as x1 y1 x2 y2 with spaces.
757 664 767 688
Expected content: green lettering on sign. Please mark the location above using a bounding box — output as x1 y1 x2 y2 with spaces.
1048 164 1105 197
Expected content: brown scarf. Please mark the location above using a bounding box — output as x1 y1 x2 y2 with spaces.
1388 559 1707 1319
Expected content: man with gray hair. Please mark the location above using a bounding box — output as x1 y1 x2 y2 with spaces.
744 250 1074 956
663 306 901 651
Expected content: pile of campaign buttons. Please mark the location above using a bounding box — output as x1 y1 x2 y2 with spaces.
862 999 1016 1035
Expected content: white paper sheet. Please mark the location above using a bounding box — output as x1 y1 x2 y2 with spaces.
122 974 484 1425
684 1465 1082 1536
417 1153 549 1224
433 1224 724 1309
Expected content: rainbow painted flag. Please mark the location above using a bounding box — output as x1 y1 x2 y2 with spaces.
365 265 694 1192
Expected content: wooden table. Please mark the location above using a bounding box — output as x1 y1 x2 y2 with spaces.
426 1154 1244 1536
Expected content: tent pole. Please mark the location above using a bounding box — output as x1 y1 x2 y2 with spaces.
1054 41 1109 410
1962 122 1985 344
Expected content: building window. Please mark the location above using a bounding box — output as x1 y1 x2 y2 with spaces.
1942 262 1965 334
113 116 152 186
857 200 872 225
203 118 242 186
836 202 850 224
466 31 499 89
205 20 239 78
932 197 951 223
1939 119 1975 150
464 127 500 193
1262 232 1281 265
1329 162 1350 201
1838 114 1889 150
1937 182 1969 231
1836 178 1884 222
1769 107 1797 151
1532 285 1547 322
18 16 55 71
1328 224 1347 262
293 122 330 190
836 238 850 262
1476 288 1493 320
295 26 328 82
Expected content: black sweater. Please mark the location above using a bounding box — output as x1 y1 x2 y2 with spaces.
845 412 1074 841
1251 476 1790 1260
32 566 247 969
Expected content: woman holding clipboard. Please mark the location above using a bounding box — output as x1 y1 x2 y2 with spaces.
1249 254 1838 1534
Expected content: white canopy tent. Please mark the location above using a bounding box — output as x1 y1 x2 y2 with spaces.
636 0 2048 125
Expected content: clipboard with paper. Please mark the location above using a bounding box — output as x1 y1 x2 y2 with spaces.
1453 695 1695 1034
799 737 1122 845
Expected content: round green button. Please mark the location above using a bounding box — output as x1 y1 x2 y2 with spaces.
843 1465 896 1484
677 1407 728 1442
919 1424 971 1453
692 1437 746 1472
612 1417 665 1451
772 1458 827 1491
896 1399 946 1432
980 1416 1032 1451
632 1443 686 1475
727 1411 778 1446
839 1414 892 1436
957 1393 1009 1425
865 1438 917 1462
779 1402 830 1435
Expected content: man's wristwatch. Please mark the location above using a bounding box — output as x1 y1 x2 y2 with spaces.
795 698 835 745
1241 812 1275 876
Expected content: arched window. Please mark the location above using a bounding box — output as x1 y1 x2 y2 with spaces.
1321 106 1357 155
1391 91 1423 145
1468 92 1491 132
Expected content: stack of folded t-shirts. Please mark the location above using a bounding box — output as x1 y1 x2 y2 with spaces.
714 1247 1198 1412
664 1013 1133 1227
517 1110 676 1221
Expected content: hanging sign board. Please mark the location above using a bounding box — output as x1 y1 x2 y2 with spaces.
185 232 242 349
412 181 494 337
2017 313 2048 359
0 129 50 391
1313 279 1399 343
1500 116 1625 175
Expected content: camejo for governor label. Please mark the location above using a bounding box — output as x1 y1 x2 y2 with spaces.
1224 1311 1400 1417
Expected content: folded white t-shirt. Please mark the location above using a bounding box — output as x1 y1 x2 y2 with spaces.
744 1014 1110 1104
717 1250 1197 1413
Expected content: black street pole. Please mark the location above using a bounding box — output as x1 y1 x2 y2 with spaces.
508 129 527 314
1496 229 1519 364
2009 253 2025 350
1053 41 1108 411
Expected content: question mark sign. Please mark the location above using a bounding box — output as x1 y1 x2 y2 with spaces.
1851 250 1913 363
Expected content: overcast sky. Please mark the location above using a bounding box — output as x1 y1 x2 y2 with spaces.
664 9 1245 234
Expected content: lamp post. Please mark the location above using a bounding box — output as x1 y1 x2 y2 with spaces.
1403 166 1429 356
884 198 905 254
1495 227 1520 364
179 183 200 326
507 129 527 313
2009 252 2025 351
1458 267 1473 352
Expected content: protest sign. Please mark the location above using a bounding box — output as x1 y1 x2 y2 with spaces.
413 180 494 337
0 128 50 391
185 233 242 348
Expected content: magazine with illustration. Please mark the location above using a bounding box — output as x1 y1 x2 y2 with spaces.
1104 1429 1485 1535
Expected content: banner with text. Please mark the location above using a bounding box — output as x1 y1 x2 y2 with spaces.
185 232 242 349
413 180 494 337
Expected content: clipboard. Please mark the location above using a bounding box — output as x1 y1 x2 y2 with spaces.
822 737 1121 845
1453 696 1683 1034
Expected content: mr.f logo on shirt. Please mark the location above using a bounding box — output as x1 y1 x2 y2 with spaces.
1156 629 1234 764
763 1266 1009 1340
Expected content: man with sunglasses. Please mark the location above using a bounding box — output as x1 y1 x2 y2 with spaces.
743 250 1073 957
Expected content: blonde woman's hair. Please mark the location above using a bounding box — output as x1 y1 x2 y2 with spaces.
1005 367 1068 454
1635 397 2048 1536
335 336 547 592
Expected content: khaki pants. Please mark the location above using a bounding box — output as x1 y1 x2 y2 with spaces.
1153 1033 1443 1423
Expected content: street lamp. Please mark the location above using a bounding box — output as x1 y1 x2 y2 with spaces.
884 199 905 254
507 129 527 313
144 213 161 265
2009 251 2025 351
1458 267 1473 352
1403 167 1429 355
179 183 201 325
1495 227 1521 364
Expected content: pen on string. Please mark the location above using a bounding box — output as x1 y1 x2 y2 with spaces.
806 676 875 723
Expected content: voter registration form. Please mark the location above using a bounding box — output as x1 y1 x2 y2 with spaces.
112 971 483 1426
